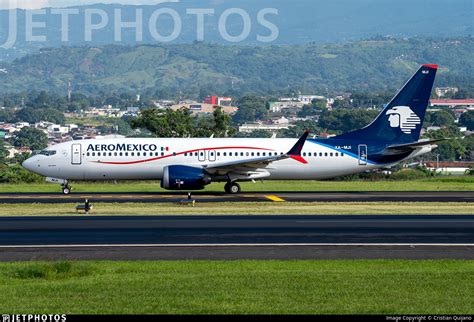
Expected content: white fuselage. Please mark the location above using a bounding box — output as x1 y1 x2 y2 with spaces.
22 137 420 183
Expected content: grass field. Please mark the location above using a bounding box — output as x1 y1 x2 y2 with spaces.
1 177 474 193
1 202 473 216
0 260 472 314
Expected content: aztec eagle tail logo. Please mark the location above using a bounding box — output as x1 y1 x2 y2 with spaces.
386 106 421 134
334 64 437 144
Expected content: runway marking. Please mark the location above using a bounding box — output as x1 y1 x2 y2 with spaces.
265 195 286 202
0 243 473 248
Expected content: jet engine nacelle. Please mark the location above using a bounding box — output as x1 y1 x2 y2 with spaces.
161 165 211 190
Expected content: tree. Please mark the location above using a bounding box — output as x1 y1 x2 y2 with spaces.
0 109 14 123
234 130 273 138
279 120 321 138
459 111 474 131
14 107 66 124
298 105 317 117
232 95 267 124
211 106 236 137
463 135 474 161
331 99 352 109
429 110 455 127
0 141 7 164
12 152 30 164
318 109 379 133
426 126 466 161
131 107 236 138
39 107 66 124
13 127 48 151
130 108 194 138
31 91 51 108
14 108 41 124
298 99 327 117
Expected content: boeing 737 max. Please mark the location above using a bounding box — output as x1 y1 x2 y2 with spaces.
23 64 441 194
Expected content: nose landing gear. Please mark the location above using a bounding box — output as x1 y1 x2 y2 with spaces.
224 182 241 194
61 182 72 195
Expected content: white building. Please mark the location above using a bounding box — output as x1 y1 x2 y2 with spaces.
47 124 69 135
274 117 290 125
239 122 289 133
298 95 325 104
435 87 458 98
15 122 29 129
269 101 305 113
127 106 140 113
83 107 125 118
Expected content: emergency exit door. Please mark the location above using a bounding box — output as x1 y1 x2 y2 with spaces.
358 144 368 166
71 144 82 165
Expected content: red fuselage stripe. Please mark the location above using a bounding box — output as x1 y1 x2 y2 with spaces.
92 146 275 165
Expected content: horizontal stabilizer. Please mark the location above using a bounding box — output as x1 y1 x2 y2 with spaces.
384 139 446 154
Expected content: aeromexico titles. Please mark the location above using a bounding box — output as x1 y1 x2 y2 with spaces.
23 64 443 194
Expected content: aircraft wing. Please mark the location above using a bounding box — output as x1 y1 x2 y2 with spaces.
202 131 310 176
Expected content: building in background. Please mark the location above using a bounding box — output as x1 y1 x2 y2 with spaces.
424 161 474 176
298 95 325 104
269 101 305 113
430 99 474 109
435 87 459 98
239 117 290 133
203 96 233 106
171 102 238 115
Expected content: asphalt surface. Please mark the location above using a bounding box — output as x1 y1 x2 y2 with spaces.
0 191 473 203
0 215 473 260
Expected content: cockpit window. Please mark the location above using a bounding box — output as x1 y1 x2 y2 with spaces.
39 150 57 156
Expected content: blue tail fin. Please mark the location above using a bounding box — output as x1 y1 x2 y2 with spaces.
335 64 438 143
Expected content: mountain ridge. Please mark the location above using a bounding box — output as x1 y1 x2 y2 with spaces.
0 0 472 61
1 37 473 97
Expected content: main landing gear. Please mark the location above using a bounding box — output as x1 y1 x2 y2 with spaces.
61 182 72 195
224 182 241 194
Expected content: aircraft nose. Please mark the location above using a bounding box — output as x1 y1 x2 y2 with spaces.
22 157 36 172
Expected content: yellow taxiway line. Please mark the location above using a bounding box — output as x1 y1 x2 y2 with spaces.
265 195 286 202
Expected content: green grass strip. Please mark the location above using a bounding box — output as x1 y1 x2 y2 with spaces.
0 260 472 314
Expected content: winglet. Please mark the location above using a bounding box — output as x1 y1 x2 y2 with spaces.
287 130 310 164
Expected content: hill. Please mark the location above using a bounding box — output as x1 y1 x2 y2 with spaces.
0 38 473 97
0 0 472 61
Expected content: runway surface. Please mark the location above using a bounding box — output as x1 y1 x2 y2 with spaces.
0 215 473 260
0 191 473 203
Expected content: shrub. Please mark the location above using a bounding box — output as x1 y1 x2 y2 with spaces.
8 262 94 280
0 164 43 183
389 168 430 180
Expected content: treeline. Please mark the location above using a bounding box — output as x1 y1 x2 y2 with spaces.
1 38 474 97
0 130 46 183
1 91 150 113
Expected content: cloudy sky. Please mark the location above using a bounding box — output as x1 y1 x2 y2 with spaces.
0 0 179 9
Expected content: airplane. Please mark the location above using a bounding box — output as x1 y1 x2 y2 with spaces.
23 64 442 195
